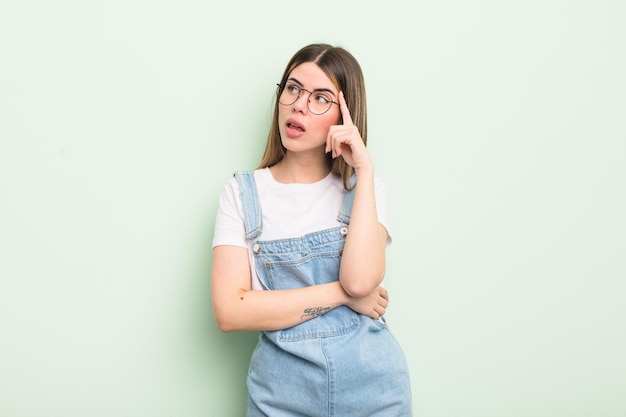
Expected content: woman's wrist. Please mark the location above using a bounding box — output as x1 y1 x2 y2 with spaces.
354 164 374 180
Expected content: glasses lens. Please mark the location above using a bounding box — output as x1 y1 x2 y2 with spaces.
278 84 299 106
308 92 333 115
277 83 333 115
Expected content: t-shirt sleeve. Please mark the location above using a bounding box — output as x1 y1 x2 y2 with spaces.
212 177 248 249
374 177 392 245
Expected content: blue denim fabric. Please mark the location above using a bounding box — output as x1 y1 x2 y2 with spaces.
235 171 264 241
234 171 412 417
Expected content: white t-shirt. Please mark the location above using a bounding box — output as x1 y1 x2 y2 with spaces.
212 168 391 290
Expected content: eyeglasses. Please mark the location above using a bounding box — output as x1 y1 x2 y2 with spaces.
276 82 339 115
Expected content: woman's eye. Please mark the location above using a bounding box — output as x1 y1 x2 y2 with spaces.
313 93 330 104
286 85 300 94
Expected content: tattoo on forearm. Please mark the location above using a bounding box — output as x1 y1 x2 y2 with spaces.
301 307 331 319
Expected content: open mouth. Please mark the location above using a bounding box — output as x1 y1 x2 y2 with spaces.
286 119 305 132
287 123 304 131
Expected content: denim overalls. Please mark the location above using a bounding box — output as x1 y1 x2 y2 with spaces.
235 171 412 417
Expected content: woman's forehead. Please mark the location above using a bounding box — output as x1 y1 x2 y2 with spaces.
288 62 338 92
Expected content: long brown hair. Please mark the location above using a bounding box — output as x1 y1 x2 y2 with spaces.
257 44 367 190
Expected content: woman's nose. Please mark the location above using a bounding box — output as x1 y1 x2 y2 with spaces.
292 92 309 113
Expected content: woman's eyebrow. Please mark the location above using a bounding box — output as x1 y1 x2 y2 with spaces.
287 77 337 95
313 87 336 95
287 77 304 86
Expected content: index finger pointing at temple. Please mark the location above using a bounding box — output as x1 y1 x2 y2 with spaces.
339 91 354 126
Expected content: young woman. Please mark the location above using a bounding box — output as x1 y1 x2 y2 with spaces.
211 43 412 416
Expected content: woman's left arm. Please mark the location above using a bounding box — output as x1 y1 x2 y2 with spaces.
326 92 388 298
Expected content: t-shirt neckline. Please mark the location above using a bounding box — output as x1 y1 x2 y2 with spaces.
263 167 335 187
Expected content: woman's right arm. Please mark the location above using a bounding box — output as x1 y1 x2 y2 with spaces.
211 245 389 333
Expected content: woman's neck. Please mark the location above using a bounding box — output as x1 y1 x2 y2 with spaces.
270 152 331 184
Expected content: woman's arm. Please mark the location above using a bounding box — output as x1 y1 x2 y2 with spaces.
339 169 388 297
326 91 388 297
211 245 388 333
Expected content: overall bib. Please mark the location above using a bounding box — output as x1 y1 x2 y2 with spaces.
235 172 412 417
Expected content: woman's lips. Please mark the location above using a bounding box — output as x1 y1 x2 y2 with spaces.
285 118 306 138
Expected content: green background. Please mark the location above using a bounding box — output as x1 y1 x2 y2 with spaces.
1 1 624 416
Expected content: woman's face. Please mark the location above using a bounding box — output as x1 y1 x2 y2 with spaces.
278 62 341 155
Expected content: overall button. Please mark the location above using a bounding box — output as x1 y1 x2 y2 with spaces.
340 226 348 237
253 243 261 253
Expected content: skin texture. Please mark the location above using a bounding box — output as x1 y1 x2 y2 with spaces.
211 62 389 332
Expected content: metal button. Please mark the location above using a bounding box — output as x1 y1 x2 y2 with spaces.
340 226 348 237
253 243 261 253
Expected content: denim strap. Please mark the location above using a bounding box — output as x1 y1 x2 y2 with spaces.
234 171 263 241
337 174 356 225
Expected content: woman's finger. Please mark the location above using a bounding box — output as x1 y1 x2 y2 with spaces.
339 91 354 126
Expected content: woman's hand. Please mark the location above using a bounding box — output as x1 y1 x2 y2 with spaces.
345 285 389 319
325 91 372 171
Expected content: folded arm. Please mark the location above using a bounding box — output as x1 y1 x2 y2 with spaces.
211 245 388 332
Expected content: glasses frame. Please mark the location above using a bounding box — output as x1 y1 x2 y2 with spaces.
276 83 339 115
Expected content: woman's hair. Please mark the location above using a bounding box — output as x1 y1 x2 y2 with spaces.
257 43 367 190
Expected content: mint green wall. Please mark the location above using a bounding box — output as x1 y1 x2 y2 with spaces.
1 1 624 416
